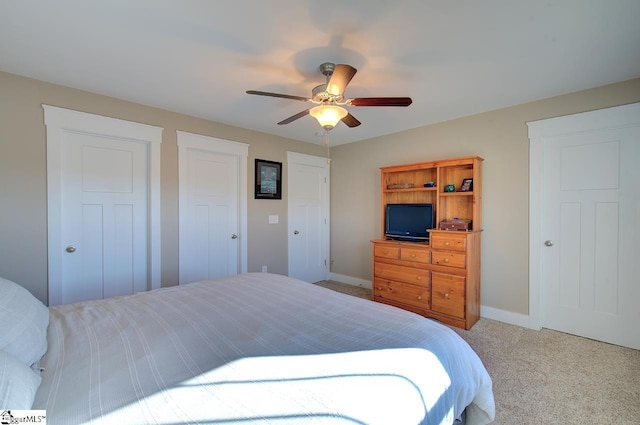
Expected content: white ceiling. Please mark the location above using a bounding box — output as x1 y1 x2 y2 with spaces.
1 1 639 146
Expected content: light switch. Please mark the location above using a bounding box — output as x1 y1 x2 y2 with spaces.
268 215 279 224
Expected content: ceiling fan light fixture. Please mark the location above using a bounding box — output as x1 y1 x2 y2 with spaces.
246 62 410 131
309 105 348 131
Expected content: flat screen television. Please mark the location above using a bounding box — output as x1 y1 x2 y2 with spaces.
385 203 435 242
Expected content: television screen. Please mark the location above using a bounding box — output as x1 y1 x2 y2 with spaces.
385 203 435 241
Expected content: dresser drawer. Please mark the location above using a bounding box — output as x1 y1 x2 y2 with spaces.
400 247 430 263
431 272 466 318
374 245 400 260
430 234 467 252
374 278 430 310
431 251 466 268
374 262 428 287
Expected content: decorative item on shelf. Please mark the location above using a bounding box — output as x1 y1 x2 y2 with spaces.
444 184 456 192
424 181 436 187
459 178 473 192
387 183 414 189
439 218 472 231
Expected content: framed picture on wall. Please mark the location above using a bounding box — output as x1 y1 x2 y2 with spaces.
255 159 282 199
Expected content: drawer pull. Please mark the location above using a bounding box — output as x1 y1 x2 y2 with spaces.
443 258 450 263
410 253 416 258
417 295 422 300
416 276 422 281
444 241 450 246
383 250 388 254
445 293 450 299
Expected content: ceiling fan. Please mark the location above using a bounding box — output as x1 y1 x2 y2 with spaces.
246 62 412 131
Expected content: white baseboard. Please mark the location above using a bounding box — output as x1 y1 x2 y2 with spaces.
328 273 372 289
329 273 538 330
480 305 538 329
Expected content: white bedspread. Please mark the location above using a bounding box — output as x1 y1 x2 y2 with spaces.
33 273 494 424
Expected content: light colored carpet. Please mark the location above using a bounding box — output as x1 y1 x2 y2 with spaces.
314 280 373 299
315 280 640 424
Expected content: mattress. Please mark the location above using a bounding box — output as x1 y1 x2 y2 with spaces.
33 273 494 424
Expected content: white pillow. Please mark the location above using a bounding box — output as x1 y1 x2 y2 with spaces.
0 277 49 366
0 349 42 409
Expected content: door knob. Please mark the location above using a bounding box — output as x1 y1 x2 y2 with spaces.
66 246 76 253
293 230 300 235
231 234 238 239
545 240 554 247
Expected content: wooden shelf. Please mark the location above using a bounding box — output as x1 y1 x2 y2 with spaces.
383 187 438 193
380 156 483 233
439 191 474 197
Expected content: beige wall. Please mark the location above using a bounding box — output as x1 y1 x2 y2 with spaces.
0 71 326 305
329 77 640 316
2 69 639 315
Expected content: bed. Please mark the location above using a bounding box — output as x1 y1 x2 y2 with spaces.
1 273 494 424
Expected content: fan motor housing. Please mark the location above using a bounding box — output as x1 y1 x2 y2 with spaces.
312 83 342 103
319 62 336 77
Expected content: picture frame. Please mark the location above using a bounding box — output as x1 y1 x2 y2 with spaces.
255 159 282 199
459 178 473 192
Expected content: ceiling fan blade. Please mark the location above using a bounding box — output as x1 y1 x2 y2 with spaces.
349 97 413 107
341 113 361 128
277 109 311 125
246 90 309 102
326 64 357 96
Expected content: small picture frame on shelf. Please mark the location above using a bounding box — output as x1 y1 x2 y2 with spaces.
459 178 473 192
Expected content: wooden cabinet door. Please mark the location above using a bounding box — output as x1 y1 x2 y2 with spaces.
400 246 429 263
430 233 467 251
374 262 429 287
431 251 466 268
373 278 430 310
431 272 466 319
374 245 400 260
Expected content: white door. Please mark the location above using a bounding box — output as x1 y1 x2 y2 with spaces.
529 103 640 349
61 134 149 303
178 132 248 285
287 152 330 283
44 105 163 306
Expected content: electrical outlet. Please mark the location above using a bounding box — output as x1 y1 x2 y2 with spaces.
261 265 267 273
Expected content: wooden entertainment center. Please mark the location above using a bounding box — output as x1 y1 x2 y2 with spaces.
371 156 483 330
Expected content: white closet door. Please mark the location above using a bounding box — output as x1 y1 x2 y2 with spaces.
529 102 640 349
45 105 163 306
178 132 248 285
287 152 330 283
61 134 149 303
